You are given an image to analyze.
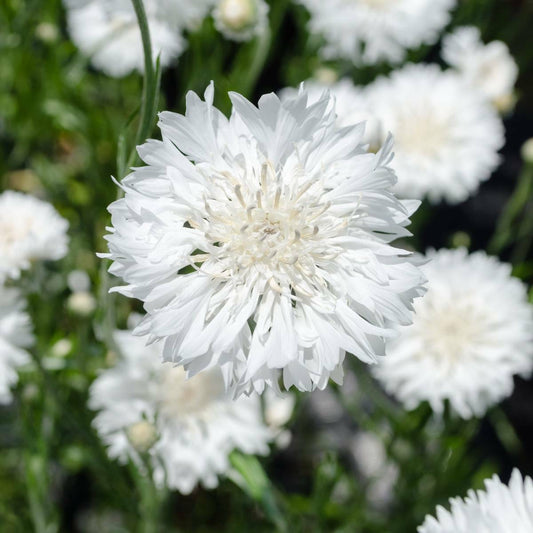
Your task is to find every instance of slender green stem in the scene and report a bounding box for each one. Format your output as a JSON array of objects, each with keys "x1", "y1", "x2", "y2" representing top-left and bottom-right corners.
[
  {"x1": 488, "y1": 165, "x2": 533, "y2": 254},
  {"x1": 229, "y1": 452, "x2": 288, "y2": 532},
  {"x1": 125, "y1": 0, "x2": 161, "y2": 174}
]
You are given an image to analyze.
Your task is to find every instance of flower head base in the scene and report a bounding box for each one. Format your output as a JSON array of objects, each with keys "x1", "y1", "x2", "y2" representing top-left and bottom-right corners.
[
  {"x1": 103, "y1": 84, "x2": 425, "y2": 396},
  {"x1": 0, "y1": 191, "x2": 69, "y2": 283},
  {"x1": 418, "y1": 469, "x2": 533, "y2": 533},
  {"x1": 90, "y1": 329, "x2": 271, "y2": 493},
  {"x1": 214, "y1": 0, "x2": 269, "y2": 42},
  {"x1": 374, "y1": 248, "x2": 533, "y2": 418}
]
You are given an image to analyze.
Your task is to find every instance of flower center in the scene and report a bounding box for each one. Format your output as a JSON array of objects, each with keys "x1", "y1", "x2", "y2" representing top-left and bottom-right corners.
[
  {"x1": 191, "y1": 161, "x2": 347, "y2": 297},
  {"x1": 394, "y1": 109, "x2": 452, "y2": 158},
  {"x1": 419, "y1": 300, "x2": 488, "y2": 365},
  {"x1": 156, "y1": 366, "x2": 224, "y2": 422},
  {"x1": 352, "y1": 0, "x2": 394, "y2": 10},
  {"x1": 0, "y1": 217, "x2": 32, "y2": 251}
]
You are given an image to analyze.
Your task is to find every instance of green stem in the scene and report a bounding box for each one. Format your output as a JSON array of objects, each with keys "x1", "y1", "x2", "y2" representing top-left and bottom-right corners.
[
  {"x1": 125, "y1": 0, "x2": 161, "y2": 174},
  {"x1": 488, "y1": 165, "x2": 533, "y2": 254},
  {"x1": 229, "y1": 452, "x2": 288, "y2": 532}
]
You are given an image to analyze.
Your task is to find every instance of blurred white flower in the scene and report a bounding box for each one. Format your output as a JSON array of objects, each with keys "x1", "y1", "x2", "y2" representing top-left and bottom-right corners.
[
  {"x1": 102, "y1": 83, "x2": 425, "y2": 395},
  {"x1": 351, "y1": 430, "x2": 398, "y2": 508},
  {"x1": 280, "y1": 79, "x2": 383, "y2": 151},
  {"x1": 298, "y1": 0, "x2": 456, "y2": 66},
  {"x1": 0, "y1": 190, "x2": 69, "y2": 283},
  {"x1": 67, "y1": 291, "x2": 97, "y2": 316},
  {"x1": 442, "y1": 26, "x2": 518, "y2": 112},
  {"x1": 51, "y1": 338, "x2": 73, "y2": 358},
  {"x1": 264, "y1": 389, "x2": 295, "y2": 448},
  {"x1": 521, "y1": 138, "x2": 533, "y2": 164},
  {"x1": 213, "y1": 0, "x2": 269, "y2": 42},
  {"x1": 64, "y1": 0, "x2": 187, "y2": 78},
  {"x1": 89, "y1": 328, "x2": 272, "y2": 494},
  {"x1": 67, "y1": 270, "x2": 92, "y2": 293},
  {"x1": 365, "y1": 64, "x2": 504, "y2": 203},
  {"x1": 418, "y1": 469, "x2": 533, "y2": 533},
  {"x1": 0, "y1": 286, "x2": 33, "y2": 404},
  {"x1": 374, "y1": 248, "x2": 533, "y2": 419}
]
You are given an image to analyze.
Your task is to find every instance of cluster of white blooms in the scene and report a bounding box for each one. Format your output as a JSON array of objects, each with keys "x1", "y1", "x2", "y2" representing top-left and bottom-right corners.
[
  {"x1": 374, "y1": 248, "x2": 533, "y2": 419},
  {"x1": 365, "y1": 64, "x2": 505, "y2": 204},
  {"x1": 64, "y1": 0, "x2": 269, "y2": 77},
  {"x1": 285, "y1": 64, "x2": 505, "y2": 204},
  {"x1": 0, "y1": 190, "x2": 69, "y2": 283},
  {"x1": 298, "y1": 0, "x2": 456, "y2": 66},
  {"x1": 89, "y1": 328, "x2": 272, "y2": 494},
  {"x1": 102, "y1": 83, "x2": 425, "y2": 396},
  {"x1": 442, "y1": 26, "x2": 518, "y2": 112},
  {"x1": 0, "y1": 286, "x2": 34, "y2": 404},
  {"x1": 419, "y1": 469, "x2": 533, "y2": 532},
  {"x1": 213, "y1": 0, "x2": 269, "y2": 42}
]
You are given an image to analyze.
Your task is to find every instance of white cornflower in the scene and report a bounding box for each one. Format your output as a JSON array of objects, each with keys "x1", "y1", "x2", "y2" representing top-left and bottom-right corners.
[
  {"x1": 418, "y1": 469, "x2": 533, "y2": 533},
  {"x1": 0, "y1": 190, "x2": 69, "y2": 283},
  {"x1": 213, "y1": 0, "x2": 269, "y2": 42},
  {"x1": 365, "y1": 64, "x2": 505, "y2": 203},
  {"x1": 64, "y1": 0, "x2": 186, "y2": 78},
  {"x1": 298, "y1": 0, "x2": 456, "y2": 66},
  {"x1": 102, "y1": 83, "x2": 425, "y2": 395},
  {"x1": 442, "y1": 26, "x2": 518, "y2": 112},
  {"x1": 280, "y1": 79, "x2": 383, "y2": 151},
  {"x1": 0, "y1": 286, "x2": 33, "y2": 404},
  {"x1": 89, "y1": 328, "x2": 271, "y2": 494},
  {"x1": 374, "y1": 248, "x2": 533, "y2": 419}
]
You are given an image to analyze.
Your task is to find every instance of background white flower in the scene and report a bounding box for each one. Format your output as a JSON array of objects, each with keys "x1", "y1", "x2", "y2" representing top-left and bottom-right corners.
[
  {"x1": 442, "y1": 26, "x2": 518, "y2": 111},
  {"x1": 64, "y1": 0, "x2": 187, "y2": 78},
  {"x1": 213, "y1": 0, "x2": 269, "y2": 42},
  {"x1": 365, "y1": 64, "x2": 505, "y2": 203},
  {"x1": 102, "y1": 84, "x2": 425, "y2": 395},
  {"x1": 89, "y1": 328, "x2": 271, "y2": 494},
  {"x1": 418, "y1": 469, "x2": 533, "y2": 533},
  {"x1": 0, "y1": 190, "x2": 69, "y2": 283},
  {"x1": 0, "y1": 286, "x2": 33, "y2": 404},
  {"x1": 298, "y1": 0, "x2": 456, "y2": 65},
  {"x1": 374, "y1": 248, "x2": 533, "y2": 419}
]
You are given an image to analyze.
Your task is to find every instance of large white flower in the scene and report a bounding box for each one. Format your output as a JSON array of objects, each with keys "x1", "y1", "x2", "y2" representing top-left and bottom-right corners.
[
  {"x1": 374, "y1": 248, "x2": 533, "y2": 419},
  {"x1": 298, "y1": 0, "x2": 456, "y2": 66},
  {"x1": 89, "y1": 328, "x2": 271, "y2": 494},
  {"x1": 419, "y1": 469, "x2": 533, "y2": 533},
  {"x1": 365, "y1": 64, "x2": 505, "y2": 203},
  {"x1": 442, "y1": 26, "x2": 518, "y2": 111},
  {"x1": 64, "y1": 0, "x2": 200, "y2": 78},
  {"x1": 0, "y1": 190, "x2": 69, "y2": 283},
  {"x1": 102, "y1": 84, "x2": 425, "y2": 395},
  {"x1": 0, "y1": 286, "x2": 33, "y2": 404}
]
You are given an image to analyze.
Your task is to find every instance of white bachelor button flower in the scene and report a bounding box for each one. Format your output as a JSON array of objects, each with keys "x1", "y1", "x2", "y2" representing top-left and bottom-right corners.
[
  {"x1": 64, "y1": 0, "x2": 186, "y2": 78},
  {"x1": 365, "y1": 64, "x2": 505, "y2": 204},
  {"x1": 213, "y1": 0, "x2": 269, "y2": 42},
  {"x1": 102, "y1": 83, "x2": 425, "y2": 396},
  {"x1": 0, "y1": 190, "x2": 69, "y2": 283},
  {"x1": 418, "y1": 469, "x2": 533, "y2": 533},
  {"x1": 0, "y1": 286, "x2": 34, "y2": 404},
  {"x1": 89, "y1": 328, "x2": 271, "y2": 494},
  {"x1": 297, "y1": 0, "x2": 456, "y2": 66},
  {"x1": 374, "y1": 248, "x2": 533, "y2": 419},
  {"x1": 442, "y1": 26, "x2": 518, "y2": 112},
  {"x1": 280, "y1": 79, "x2": 384, "y2": 151}
]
